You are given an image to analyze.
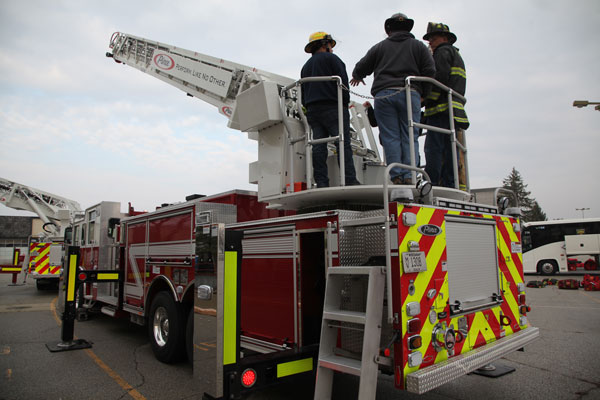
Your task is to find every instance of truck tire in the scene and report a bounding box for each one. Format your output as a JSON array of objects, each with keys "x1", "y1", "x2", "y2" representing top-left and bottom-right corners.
[
  {"x1": 148, "y1": 292, "x2": 185, "y2": 363},
  {"x1": 538, "y1": 260, "x2": 557, "y2": 275},
  {"x1": 186, "y1": 308, "x2": 193, "y2": 363}
]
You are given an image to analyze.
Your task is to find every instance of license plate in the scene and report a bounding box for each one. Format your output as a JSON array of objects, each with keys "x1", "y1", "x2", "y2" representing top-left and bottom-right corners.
[{"x1": 402, "y1": 251, "x2": 427, "y2": 273}]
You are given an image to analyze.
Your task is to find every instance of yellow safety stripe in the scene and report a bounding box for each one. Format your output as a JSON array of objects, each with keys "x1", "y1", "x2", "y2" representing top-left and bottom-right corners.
[
  {"x1": 13, "y1": 250, "x2": 20, "y2": 265},
  {"x1": 468, "y1": 311, "x2": 497, "y2": 347},
  {"x1": 277, "y1": 357, "x2": 313, "y2": 378},
  {"x1": 2, "y1": 267, "x2": 21, "y2": 272},
  {"x1": 450, "y1": 67, "x2": 466, "y2": 79},
  {"x1": 426, "y1": 91, "x2": 441, "y2": 101},
  {"x1": 97, "y1": 273, "x2": 119, "y2": 280},
  {"x1": 223, "y1": 251, "x2": 237, "y2": 365},
  {"x1": 67, "y1": 254, "x2": 77, "y2": 302},
  {"x1": 424, "y1": 101, "x2": 466, "y2": 117}
]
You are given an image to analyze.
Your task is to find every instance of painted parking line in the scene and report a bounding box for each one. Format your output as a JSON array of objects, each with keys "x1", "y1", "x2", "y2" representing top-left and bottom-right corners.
[
  {"x1": 50, "y1": 297, "x2": 146, "y2": 400},
  {"x1": 581, "y1": 290, "x2": 600, "y2": 304}
]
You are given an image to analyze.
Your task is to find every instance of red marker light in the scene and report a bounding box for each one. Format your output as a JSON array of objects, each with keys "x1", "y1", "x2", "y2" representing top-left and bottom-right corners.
[
  {"x1": 520, "y1": 305, "x2": 531, "y2": 315},
  {"x1": 78, "y1": 272, "x2": 87, "y2": 281},
  {"x1": 384, "y1": 348, "x2": 391, "y2": 357},
  {"x1": 241, "y1": 368, "x2": 257, "y2": 388},
  {"x1": 518, "y1": 294, "x2": 526, "y2": 305},
  {"x1": 407, "y1": 318, "x2": 422, "y2": 334}
]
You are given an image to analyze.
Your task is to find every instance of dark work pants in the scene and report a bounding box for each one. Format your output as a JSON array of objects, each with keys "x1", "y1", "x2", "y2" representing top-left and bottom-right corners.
[
  {"x1": 306, "y1": 104, "x2": 357, "y2": 187},
  {"x1": 424, "y1": 112, "x2": 455, "y2": 188}
]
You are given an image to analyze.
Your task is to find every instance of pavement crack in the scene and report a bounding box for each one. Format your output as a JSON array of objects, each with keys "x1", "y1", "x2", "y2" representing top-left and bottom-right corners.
[
  {"x1": 576, "y1": 386, "x2": 600, "y2": 399},
  {"x1": 510, "y1": 358, "x2": 600, "y2": 396},
  {"x1": 132, "y1": 343, "x2": 147, "y2": 390}
]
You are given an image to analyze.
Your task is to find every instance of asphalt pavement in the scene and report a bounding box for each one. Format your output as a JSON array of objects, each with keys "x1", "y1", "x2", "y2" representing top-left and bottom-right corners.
[{"x1": 1, "y1": 273, "x2": 599, "y2": 400}]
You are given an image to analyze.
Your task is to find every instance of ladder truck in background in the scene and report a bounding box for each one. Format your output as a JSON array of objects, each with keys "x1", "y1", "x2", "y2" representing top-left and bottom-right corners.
[
  {"x1": 0, "y1": 177, "x2": 82, "y2": 289},
  {"x1": 91, "y1": 32, "x2": 540, "y2": 399}
]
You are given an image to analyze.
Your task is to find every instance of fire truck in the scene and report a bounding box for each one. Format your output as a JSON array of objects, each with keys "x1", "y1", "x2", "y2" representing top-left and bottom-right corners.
[
  {"x1": 0, "y1": 177, "x2": 82, "y2": 289},
  {"x1": 74, "y1": 32, "x2": 542, "y2": 399}
]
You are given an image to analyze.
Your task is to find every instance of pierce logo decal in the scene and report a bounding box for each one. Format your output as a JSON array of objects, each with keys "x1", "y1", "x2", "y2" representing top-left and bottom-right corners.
[
  {"x1": 153, "y1": 53, "x2": 175, "y2": 70},
  {"x1": 418, "y1": 224, "x2": 442, "y2": 236}
]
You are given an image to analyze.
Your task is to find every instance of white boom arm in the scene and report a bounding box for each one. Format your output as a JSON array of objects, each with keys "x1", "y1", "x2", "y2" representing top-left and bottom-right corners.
[
  {"x1": 107, "y1": 32, "x2": 295, "y2": 130},
  {"x1": 107, "y1": 32, "x2": 383, "y2": 205},
  {"x1": 0, "y1": 177, "x2": 82, "y2": 237}
]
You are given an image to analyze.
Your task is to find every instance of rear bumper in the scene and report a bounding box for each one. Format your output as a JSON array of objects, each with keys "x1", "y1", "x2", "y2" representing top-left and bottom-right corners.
[
  {"x1": 406, "y1": 326, "x2": 540, "y2": 394},
  {"x1": 31, "y1": 273, "x2": 60, "y2": 280}
]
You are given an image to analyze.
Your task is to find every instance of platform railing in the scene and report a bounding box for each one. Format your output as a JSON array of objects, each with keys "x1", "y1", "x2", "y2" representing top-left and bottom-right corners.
[
  {"x1": 405, "y1": 76, "x2": 469, "y2": 191},
  {"x1": 281, "y1": 76, "x2": 346, "y2": 191}
]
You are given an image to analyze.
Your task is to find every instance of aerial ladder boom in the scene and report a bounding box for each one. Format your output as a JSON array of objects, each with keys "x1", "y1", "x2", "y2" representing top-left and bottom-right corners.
[
  {"x1": 107, "y1": 32, "x2": 295, "y2": 130},
  {"x1": 0, "y1": 177, "x2": 82, "y2": 237},
  {"x1": 106, "y1": 32, "x2": 383, "y2": 205}
]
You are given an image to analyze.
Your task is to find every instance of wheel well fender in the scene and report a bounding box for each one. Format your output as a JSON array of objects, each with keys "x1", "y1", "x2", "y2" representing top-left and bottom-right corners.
[
  {"x1": 181, "y1": 282, "x2": 195, "y2": 314},
  {"x1": 145, "y1": 276, "x2": 178, "y2": 314}
]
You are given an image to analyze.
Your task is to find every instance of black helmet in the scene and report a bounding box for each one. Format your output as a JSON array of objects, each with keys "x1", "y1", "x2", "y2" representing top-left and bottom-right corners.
[
  {"x1": 384, "y1": 13, "x2": 414, "y2": 34},
  {"x1": 423, "y1": 22, "x2": 457, "y2": 44}
]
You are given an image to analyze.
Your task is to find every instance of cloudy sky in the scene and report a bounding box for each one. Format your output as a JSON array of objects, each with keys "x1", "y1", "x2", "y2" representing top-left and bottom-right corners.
[{"x1": 1, "y1": 0, "x2": 599, "y2": 220}]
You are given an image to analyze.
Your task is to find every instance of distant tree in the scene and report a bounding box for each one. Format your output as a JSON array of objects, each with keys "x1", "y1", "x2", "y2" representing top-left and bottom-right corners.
[
  {"x1": 502, "y1": 167, "x2": 547, "y2": 222},
  {"x1": 528, "y1": 200, "x2": 547, "y2": 222}
]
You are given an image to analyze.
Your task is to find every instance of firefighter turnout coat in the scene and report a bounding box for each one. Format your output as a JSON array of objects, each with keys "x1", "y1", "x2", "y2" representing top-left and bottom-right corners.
[{"x1": 424, "y1": 42, "x2": 469, "y2": 129}]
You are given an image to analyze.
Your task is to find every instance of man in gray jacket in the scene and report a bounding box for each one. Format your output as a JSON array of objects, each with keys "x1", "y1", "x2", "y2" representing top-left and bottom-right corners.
[{"x1": 351, "y1": 13, "x2": 435, "y2": 184}]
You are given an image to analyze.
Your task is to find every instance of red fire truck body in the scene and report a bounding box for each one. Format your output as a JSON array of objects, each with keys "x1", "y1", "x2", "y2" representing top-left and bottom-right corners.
[
  {"x1": 73, "y1": 187, "x2": 537, "y2": 398},
  {"x1": 91, "y1": 32, "x2": 539, "y2": 399},
  {"x1": 76, "y1": 190, "x2": 289, "y2": 316}
]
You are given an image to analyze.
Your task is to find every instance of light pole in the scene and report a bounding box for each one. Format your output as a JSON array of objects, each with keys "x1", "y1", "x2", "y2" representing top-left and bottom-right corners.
[
  {"x1": 576, "y1": 207, "x2": 590, "y2": 218},
  {"x1": 573, "y1": 100, "x2": 600, "y2": 111}
]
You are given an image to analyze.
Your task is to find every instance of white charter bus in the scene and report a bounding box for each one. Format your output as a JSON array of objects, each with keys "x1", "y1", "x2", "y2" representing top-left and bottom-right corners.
[{"x1": 522, "y1": 218, "x2": 600, "y2": 275}]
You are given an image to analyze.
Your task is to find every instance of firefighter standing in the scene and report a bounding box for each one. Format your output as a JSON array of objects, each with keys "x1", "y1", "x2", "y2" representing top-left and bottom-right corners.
[
  {"x1": 301, "y1": 32, "x2": 360, "y2": 188},
  {"x1": 351, "y1": 13, "x2": 435, "y2": 185},
  {"x1": 423, "y1": 22, "x2": 470, "y2": 189}
]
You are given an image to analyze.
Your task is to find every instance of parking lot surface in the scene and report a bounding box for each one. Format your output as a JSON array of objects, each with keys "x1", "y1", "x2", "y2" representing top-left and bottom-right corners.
[{"x1": 1, "y1": 273, "x2": 599, "y2": 399}]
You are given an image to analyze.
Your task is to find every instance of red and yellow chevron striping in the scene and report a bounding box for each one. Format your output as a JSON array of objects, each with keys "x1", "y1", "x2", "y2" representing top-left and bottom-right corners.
[
  {"x1": 395, "y1": 205, "x2": 529, "y2": 389},
  {"x1": 28, "y1": 243, "x2": 61, "y2": 276}
]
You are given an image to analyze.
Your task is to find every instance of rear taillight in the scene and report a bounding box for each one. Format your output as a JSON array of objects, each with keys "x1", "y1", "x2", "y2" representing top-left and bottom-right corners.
[{"x1": 241, "y1": 368, "x2": 257, "y2": 388}]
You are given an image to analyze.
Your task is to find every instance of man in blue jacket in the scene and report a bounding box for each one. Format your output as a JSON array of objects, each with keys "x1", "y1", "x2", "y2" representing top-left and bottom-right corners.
[
  {"x1": 301, "y1": 32, "x2": 360, "y2": 188},
  {"x1": 351, "y1": 13, "x2": 436, "y2": 185}
]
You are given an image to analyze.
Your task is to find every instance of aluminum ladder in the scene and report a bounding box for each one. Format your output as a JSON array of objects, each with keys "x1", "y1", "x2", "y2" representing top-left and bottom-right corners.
[{"x1": 314, "y1": 265, "x2": 386, "y2": 400}]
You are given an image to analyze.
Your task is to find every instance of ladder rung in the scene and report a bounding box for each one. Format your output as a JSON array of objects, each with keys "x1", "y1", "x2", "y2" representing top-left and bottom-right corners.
[
  {"x1": 318, "y1": 354, "x2": 362, "y2": 376},
  {"x1": 323, "y1": 309, "x2": 366, "y2": 325}
]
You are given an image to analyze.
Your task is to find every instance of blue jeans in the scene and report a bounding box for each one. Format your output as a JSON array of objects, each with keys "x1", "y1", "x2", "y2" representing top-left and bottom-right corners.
[
  {"x1": 306, "y1": 104, "x2": 358, "y2": 187},
  {"x1": 374, "y1": 89, "x2": 421, "y2": 181},
  {"x1": 424, "y1": 112, "x2": 455, "y2": 188}
]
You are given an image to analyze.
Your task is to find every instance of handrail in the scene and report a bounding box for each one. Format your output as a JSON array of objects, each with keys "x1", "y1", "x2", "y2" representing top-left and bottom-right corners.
[
  {"x1": 405, "y1": 76, "x2": 469, "y2": 192},
  {"x1": 281, "y1": 76, "x2": 346, "y2": 190}
]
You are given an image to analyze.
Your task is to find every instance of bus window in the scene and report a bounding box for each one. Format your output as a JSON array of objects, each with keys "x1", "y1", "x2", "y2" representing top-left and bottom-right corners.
[{"x1": 522, "y1": 230, "x2": 532, "y2": 252}]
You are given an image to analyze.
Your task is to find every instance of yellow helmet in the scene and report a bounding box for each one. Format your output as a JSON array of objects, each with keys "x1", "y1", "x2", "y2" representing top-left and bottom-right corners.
[{"x1": 304, "y1": 31, "x2": 336, "y2": 53}]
